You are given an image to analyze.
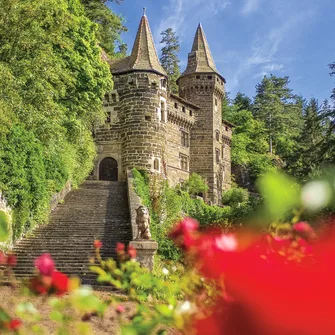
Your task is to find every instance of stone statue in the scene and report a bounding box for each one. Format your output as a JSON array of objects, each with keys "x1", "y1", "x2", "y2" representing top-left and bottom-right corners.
[{"x1": 136, "y1": 205, "x2": 151, "y2": 240}]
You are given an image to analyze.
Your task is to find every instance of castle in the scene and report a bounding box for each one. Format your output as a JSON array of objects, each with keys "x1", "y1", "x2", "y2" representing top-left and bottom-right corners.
[{"x1": 92, "y1": 12, "x2": 233, "y2": 205}]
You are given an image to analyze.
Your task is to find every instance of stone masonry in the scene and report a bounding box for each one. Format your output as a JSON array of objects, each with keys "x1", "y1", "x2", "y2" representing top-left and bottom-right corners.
[{"x1": 93, "y1": 13, "x2": 233, "y2": 205}]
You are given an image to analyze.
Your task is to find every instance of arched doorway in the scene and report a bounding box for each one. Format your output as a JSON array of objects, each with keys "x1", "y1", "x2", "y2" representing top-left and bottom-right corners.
[{"x1": 99, "y1": 157, "x2": 118, "y2": 181}]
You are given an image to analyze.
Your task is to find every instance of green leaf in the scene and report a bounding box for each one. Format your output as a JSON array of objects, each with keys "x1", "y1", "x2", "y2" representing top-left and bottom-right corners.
[
  {"x1": 50, "y1": 311, "x2": 64, "y2": 322},
  {"x1": 257, "y1": 172, "x2": 300, "y2": 219}
]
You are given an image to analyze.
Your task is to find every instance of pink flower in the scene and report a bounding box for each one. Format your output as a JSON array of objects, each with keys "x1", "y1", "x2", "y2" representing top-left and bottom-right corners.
[
  {"x1": 293, "y1": 222, "x2": 312, "y2": 233},
  {"x1": 94, "y1": 240, "x2": 103, "y2": 249},
  {"x1": 34, "y1": 254, "x2": 55, "y2": 276},
  {"x1": 116, "y1": 305, "x2": 125, "y2": 314},
  {"x1": 0, "y1": 251, "x2": 7, "y2": 265},
  {"x1": 128, "y1": 245, "x2": 136, "y2": 259}
]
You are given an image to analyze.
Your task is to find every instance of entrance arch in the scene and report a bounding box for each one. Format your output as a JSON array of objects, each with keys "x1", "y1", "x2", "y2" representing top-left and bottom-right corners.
[{"x1": 99, "y1": 157, "x2": 118, "y2": 181}]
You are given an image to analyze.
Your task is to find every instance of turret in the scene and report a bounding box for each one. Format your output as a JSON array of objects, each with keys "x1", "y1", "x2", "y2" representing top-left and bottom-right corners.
[
  {"x1": 177, "y1": 24, "x2": 230, "y2": 204},
  {"x1": 106, "y1": 12, "x2": 168, "y2": 177}
]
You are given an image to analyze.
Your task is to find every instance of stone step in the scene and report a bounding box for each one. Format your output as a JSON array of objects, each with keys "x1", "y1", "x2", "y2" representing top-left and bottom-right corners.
[{"x1": 8, "y1": 180, "x2": 132, "y2": 285}]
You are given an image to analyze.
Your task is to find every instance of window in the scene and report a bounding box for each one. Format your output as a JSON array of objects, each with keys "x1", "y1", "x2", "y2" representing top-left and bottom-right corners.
[
  {"x1": 182, "y1": 106, "x2": 186, "y2": 113},
  {"x1": 215, "y1": 130, "x2": 220, "y2": 141},
  {"x1": 196, "y1": 75, "x2": 200, "y2": 79},
  {"x1": 181, "y1": 130, "x2": 189, "y2": 147},
  {"x1": 145, "y1": 115, "x2": 151, "y2": 121},
  {"x1": 154, "y1": 158, "x2": 159, "y2": 171},
  {"x1": 160, "y1": 78, "x2": 167, "y2": 89},
  {"x1": 104, "y1": 94, "x2": 110, "y2": 103},
  {"x1": 189, "y1": 110, "x2": 193, "y2": 116},
  {"x1": 111, "y1": 93, "x2": 116, "y2": 102},
  {"x1": 180, "y1": 154, "x2": 189, "y2": 171},
  {"x1": 222, "y1": 144, "x2": 224, "y2": 159},
  {"x1": 174, "y1": 102, "x2": 178, "y2": 109},
  {"x1": 215, "y1": 98, "x2": 218, "y2": 106},
  {"x1": 225, "y1": 126, "x2": 229, "y2": 132},
  {"x1": 161, "y1": 100, "x2": 166, "y2": 122},
  {"x1": 208, "y1": 75, "x2": 213, "y2": 80},
  {"x1": 216, "y1": 149, "x2": 220, "y2": 164}
]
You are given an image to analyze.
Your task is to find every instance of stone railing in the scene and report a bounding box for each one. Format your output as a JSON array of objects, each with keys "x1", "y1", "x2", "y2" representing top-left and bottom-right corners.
[{"x1": 126, "y1": 169, "x2": 158, "y2": 270}]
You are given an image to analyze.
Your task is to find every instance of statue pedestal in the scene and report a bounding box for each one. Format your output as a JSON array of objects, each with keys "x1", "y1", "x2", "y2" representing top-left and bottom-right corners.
[{"x1": 129, "y1": 240, "x2": 158, "y2": 271}]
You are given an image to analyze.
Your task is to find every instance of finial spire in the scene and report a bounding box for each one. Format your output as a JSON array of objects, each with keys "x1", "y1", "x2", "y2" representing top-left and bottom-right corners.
[{"x1": 143, "y1": 7, "x2": 146, "y2": 16}]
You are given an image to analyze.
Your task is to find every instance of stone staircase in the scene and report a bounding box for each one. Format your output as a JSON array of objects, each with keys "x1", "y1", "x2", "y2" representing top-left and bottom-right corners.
[{"x1": 10, "y1": 181, "x2": 133, "y2": 286}]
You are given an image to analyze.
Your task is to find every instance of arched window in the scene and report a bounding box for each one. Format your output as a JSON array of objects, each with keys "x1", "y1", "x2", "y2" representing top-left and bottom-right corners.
[
  {"x1": 154, "y1": 158, "x2": 159, "y2": 171},
  {"x1": 161, "y1": 100, "x2": 165, "y2": 122}
]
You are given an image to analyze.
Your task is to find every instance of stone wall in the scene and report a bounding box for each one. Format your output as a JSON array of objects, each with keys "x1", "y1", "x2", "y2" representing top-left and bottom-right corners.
[{"x1": 165, "y1": 95, "x2": 196, "y2": 186}]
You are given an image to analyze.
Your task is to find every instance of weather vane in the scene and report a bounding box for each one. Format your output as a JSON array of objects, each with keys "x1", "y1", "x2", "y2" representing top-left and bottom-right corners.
[{"x1": 143, "y1": 7, "x2": 146, "y2": 16}]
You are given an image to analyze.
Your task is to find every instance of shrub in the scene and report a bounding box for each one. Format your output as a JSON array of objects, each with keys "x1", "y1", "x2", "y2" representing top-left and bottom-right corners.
[
  {"x1": 181, "y1": 173, "x2": 209, "y2": 196},
  {"x1": 222, "y1": 187, "x2": 249, "y2": 207}
]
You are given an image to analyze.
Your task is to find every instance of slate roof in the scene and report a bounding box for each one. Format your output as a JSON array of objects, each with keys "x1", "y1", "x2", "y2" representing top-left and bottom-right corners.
[
  {"x1": 109, "y1": 14, "x2": 167, "y2": 77},
  {"x1": 181, "y1": 23, "x2": 225, "y2": 82}
]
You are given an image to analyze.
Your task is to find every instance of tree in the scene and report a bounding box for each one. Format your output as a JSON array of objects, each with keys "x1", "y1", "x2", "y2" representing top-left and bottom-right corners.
[
  {"x1": 223, "y1": 94, "x2": 277, "y2": 189},
  {"x1": 253, "y1": 75, "x2": 303, "y2": 159},
  {"x1": 329, "y1": 62, "x2": 335, "y2": 103},
  {"x1": 160, "y1": 28, "x2": 181, "y2": 94},
  {"x1": 0, "y1": 0, "x2": 112, "y2": 239},
  {"x1": 81, "y1": 0, "x2": 127, "y2": 57}
]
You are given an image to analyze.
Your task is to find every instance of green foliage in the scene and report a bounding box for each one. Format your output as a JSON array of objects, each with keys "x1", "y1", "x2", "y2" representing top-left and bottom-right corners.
[
  {"x1": 253, "y1": 75, "x2": 303, "y2": 158},
  {"x1": 222, "y1": 187, "x2": 249, "y2": 207},
  {"x1": 223, "y1": 94, "x2": 277, "y2": 187},
  {"x1": 0, "y1": 0, "x2": 113, "y2": 240},
  {"x1": 181, "y1": 173, "x2": 209, "y2": 196},
  {"x1": 257, "y1": 172, "x2": 300, "y2": 221},
  {"x1": 81, "y1": 0, "x2": 127, "y2": 57},
  {"x1": 132, "y1": 169, "x2": 232, "y2": 260},
  {"x1": 160, "y1": 28, "x2": 181, "y2": 94},
  {"x1": 0, "y1": 211, "x2": 9, "y2": 242}
]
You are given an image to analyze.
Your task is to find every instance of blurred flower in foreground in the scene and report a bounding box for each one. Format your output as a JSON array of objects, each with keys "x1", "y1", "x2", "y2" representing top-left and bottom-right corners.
[
  {"x1": 170, "y1": 217, "x2": 335, "y2": 335},
  {"x1": 301, "y1": 181, "x2": 332, "y2": 211},
  {"x1": 29, "y1": 254, "x2": 73, "y2": 296},
  {"x1": 93, "y1": 240, "x2": 103, "y2": 249}
]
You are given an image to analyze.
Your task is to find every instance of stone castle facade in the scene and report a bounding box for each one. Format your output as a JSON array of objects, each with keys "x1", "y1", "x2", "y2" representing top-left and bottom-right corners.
[{"x1": 92, "y1": 13, "x2": 233, "y2": 205}]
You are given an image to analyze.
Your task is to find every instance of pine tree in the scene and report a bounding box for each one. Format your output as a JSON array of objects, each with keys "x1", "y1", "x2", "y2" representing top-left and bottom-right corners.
[
  {"x1": 253, "y1": 75, "x2": 303, "y2": 159},
  {"x1": 329, "y1": 62, "x2": 335, "y2": 102},
  {"x1": 159, "y1": 28, "x2": 181, "y2": 94},
  {"x1": 81, "y1": 0, "x2": 127, "y2": 57}
]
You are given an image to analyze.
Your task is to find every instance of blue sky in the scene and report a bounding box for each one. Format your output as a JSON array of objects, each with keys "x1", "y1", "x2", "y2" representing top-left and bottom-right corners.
[{"x1": 109, "y1": 0, "x2": 335, "y2": 102}]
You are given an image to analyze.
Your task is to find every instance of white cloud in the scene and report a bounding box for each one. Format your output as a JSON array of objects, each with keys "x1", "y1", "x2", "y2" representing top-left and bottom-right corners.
[
  {"x1": 241, "y1": 0, "x2": 262, "y2": 15},
  {"x1": 230, "y1": 7, "x2": 315, "y2": 90},
  {"x1": 155, "y1": 0, "x2": 231, "y2": 42},
  {"x1": 263, "y1": 63, "x2": 284, "y2": 72}
]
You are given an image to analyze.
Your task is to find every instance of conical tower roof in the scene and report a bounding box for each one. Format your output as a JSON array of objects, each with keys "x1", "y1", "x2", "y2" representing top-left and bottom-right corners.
[
  {"x1": 109, "y1": 13, "x2": 167, "y2": 76},
  {"x1": 181, "y1": 23, "x2": 225, "y2": 81}
]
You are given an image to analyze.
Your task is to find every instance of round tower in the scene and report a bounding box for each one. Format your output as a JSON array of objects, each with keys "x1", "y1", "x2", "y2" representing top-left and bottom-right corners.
[{"x1": 109, "y1": 13, "x2": 168, "y2": 176}]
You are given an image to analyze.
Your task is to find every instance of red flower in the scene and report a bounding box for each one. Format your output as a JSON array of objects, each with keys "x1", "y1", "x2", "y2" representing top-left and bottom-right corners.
[
  {"x1": 128, "y1": 245, "x2": 136, "y2": 259},
  {"x1": 0, "y1": 251, "x2": 7, "y2": 264},
  {"x1": 29, "y1": 275, "x2": 52, "y2": 295},
  {"x1": 3, "y1": 319, "x2": 22, "y2": 331},
  {"x1": 116, "y1": 242, "x2": 125, "y2": 252},
  {"x1": 94, "y1": 240, "x2": 103, "y2": 249},
  {"x1": 116, "y1": 305, "x2": 125, "y2": 314},
  {"x1": 6, "y1": 254, "x2": 17, "y2": 266},
  {"x1": 34, "y1": 253, "x2": 55, "y2": 276},
  {"x1": 169, "y1": 217, "x2": 199, "y2": 250},
  {"x1": 51, "y1": 271, "x2": 69, "y2": 295}
]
